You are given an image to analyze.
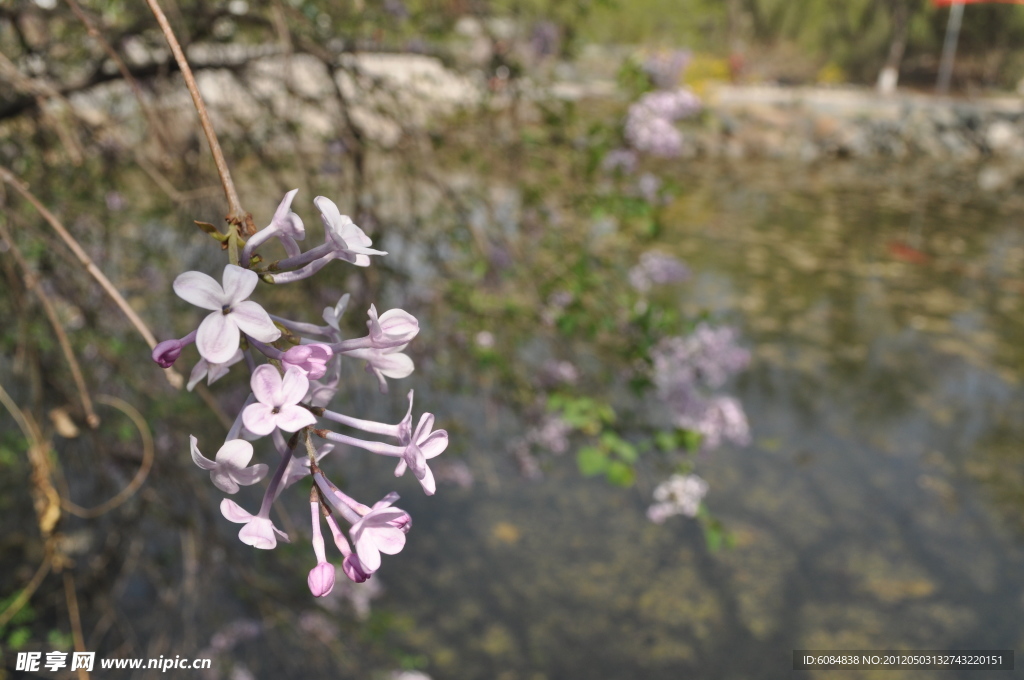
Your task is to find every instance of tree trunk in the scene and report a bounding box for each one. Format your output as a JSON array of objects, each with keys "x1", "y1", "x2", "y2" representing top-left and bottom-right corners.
[{"x1": 876, "y1": 0, "x2": 909, "y2": 94}]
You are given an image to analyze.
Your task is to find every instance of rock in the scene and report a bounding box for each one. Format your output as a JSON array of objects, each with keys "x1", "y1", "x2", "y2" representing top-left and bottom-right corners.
[{"x1": 985, "y1": 120, "x2": 1023, "y2": 155}]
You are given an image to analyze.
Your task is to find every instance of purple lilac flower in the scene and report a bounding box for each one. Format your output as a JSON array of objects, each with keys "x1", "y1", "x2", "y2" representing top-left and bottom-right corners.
[
  {"x1": 526, "y1": 415, "x2": 572, "y2": 454},
  {"x1": 189, "y1": 435, "x2": 268, "y2": 494},
  {"x1": 242, "y1": 365, "x2": 318, "y2": 435},
  {"x1": 651, "y1": 324, "x2": 751, "y2": 451},
  {"x1": 153, "y1": 190, "x2": 441, "y2": 593},
  {"x1": 624, "y1": 89, "x2": 702, "y2": 157},
  {"x1": 187, "y1": 348, "x2": 243, "y2": 391},
  {"x1": 220, "y1": 498, "x2": 290, "y2": 549},
  {"x1": 173, "y1": 264, "x2": 281, "y2": 364},
  {"x1": 628, "y1": 251, "x2": 690, "y2": 292},
  {"x1": 642, "y1": 49, "x2": 692, "y2": 90}
]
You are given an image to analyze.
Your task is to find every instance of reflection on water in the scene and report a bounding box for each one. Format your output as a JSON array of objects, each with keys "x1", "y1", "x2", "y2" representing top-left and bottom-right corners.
[{"x1": 368, "y1": 163, "x2": 1024, "y2": 680}]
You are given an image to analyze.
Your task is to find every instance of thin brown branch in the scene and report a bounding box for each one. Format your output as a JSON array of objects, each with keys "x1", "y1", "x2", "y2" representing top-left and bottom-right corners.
[
  {"x1": 0, "y1": 219, "x2": 100, "y2": 427},
  {"x1": 64, "y1": 0, "x2": 174, "y2": 154},
  {"x1": 0, "y1": 164, "x2": 184, "y2": 388},
  {"x1": 59, "y1": 395, "x2": 154, "y2": 519},
  {"x1": 63, "y1": 571, "x2": 90, "y2": 680},
  {"x1": 0, "y1": 548, "x2": 53, "y2": 630},
  {"x1": 144, "y1": 0, "x2": 251, "y2": 231}
]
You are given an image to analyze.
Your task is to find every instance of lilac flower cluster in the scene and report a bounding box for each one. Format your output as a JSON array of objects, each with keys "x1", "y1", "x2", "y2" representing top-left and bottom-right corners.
[
  {"x1": 646, "y1": 473, "x2": 708, "y2": 523},
  {"x1": 642, "y1": 49, "x2": 692, "y2": 90},
  {"x1": 624, "y1": 89, "x2": 702, "y2": 157},
  {"x1": 628, "y1": 251, "x2": 691, "y2": 293},
  {"x1": 153, "y1": 191, "x2": 447, "y2": 597},
  {"x1": 651, "y1": 324, "x2": 751, "y2": 450}
]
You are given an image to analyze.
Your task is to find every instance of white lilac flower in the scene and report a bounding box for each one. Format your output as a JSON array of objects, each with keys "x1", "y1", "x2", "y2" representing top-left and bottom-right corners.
[
  {"x1": 187, "y1": 349, "x2": 244, "y2": 391},
  {"x1": 322, "y1": 294, "x2": 351, "y2": 335},
  {"x1": 318, "y1": 391, "x2": 448, "y2": 496},
  {"x1": 241, "y1": 189, "x2": 305, "y2": 263},
  {"x1": 646, "y1": 473, "x2": 709, "y2": 523},
  {"x1": 173, "y1": 264, "x2": 281, "y2": 364},
  {"x1": 342, "y1": 344, "x2": 414, "y2": 393},
  {"x1": 679, "y1": 396, "x2": 750, "y2": 450},
  {"x1": 189, "y1": 435, "x2": 268, "y2": 494},
  {"x1": 220, "y1": 498, "x2": 290, "y2": 549},
  {"x1": 366, "y1": 305, "x2": 419, "y2": 348},
  {"x1": 349, "y1": 497, "x2": 410, "y2": 572},
  {"x1": 242, "y1": 365, "x2": 318, "y2": 436},
  {"x1": 314, "y1": 196, "x2": 387, "y2": 267}
]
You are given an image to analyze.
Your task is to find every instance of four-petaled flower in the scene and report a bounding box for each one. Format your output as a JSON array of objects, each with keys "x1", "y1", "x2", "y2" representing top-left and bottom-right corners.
[
  {"x1": 367, "y1": 305, "x2": 419, "y2": 348},
  {"x1": 187, "y1": 349, "x2": 244, "y2": 391},
  {"x1": 190, "y1": 435, "x2": 268, "y2": 494},
  {"x1": 314, "y1": 196, "x2": 387, "y2": 267},
  {"x1": 174, "y1": 264, "x2": 281, "y2": 364},
  {"x1": 396, "y1": 412, "x2": 449, "y2": 495},
  {"x1": 350, "y1": 495, "x2": 411, "y2": 572},
  {"x1": 242, "y1": 365, "x2": 318, "y2": 436},
  {"x1": 220, "y1": 499, "x2": 290, "y2": 550}
]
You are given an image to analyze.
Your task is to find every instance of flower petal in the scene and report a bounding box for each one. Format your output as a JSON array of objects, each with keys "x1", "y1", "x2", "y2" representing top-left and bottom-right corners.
[
  {"x1": 279, "y1": 367, "x2": 310, "y2": 405},
  {"x1": 372, "y1": 526, "x2": 406, "y2": 555},
  {"x1": 215, "y1": 439, "x2": 255, "y2": 468},
  {"x1": 221, "y1": 264, "x2": 259, "y2": 304},
  {"x1": 187, "y1": 360, "x2": 209, "y2": 392},
  {"x1": 413, "y1": 413, "x2": 435, "y2": 442},
  {"x1": 220, "y1": 498, "x2": 254, "y2": 523},
  {"x1": 231, "y1": 301, "x2": 281, "y2": 343},
  {"x1": 354, "y1": 536, "x2": 382, "y2": 572},
  {"x1": 274, "y1": 404, "x2": 317, "y2": 432},
  {"x1": 173, "y1": 271, "x2": 225, "y2": 310},
  {"x1": 377, "y1": 352, "x2": 414, "y2": 379},
  {"x1": 415, "y1": 463, "x2": 436, "y2": 496},
  {"x1": 189, "y1": 435, "x2": 218, "y2": 470},
  {"x1": 196, "y1": 312, "x2": 240, "y2": 365},
  {"x1": 239, "y1": 517, "x2": 278, "y2": 549},
  {"x1": 210, "y1": 469, "x2": 240, "y2": 494},
  {"x1": 242, "y1": 402, "x2": 278, "y2": 437},
  {"x1": 228, "y1": 463, "x2": 267, "y2": 488},
  {"x1": 419, "y1": 430, "x2": 449, "y2": 459},
  {"x1": 250, "y1": 364, "x2": 283, "y2": 405}
]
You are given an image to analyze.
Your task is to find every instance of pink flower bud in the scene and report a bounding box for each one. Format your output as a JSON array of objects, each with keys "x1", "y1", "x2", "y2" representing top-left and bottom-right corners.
[
  {"x1": 307, "y1": 561, "x2": 336, "y2": 597},
  {"x1": 342, "y1": 554, "x2": 372, "y2": 583},
  {"x1": 283, "y1": 344, "x2": 333, "y2": 380},
  {"x1": 152, "y1": 339, "x2": 184, "y2": 368}
]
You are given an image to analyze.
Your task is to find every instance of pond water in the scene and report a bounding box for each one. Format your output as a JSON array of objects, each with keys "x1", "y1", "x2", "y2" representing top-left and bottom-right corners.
[
  {"x1": 6, "y1": 151, "x2": 1024, "y2": 680},
  {"x1": 358, "y1": 162, "x2": 1024, "y2": 680}
]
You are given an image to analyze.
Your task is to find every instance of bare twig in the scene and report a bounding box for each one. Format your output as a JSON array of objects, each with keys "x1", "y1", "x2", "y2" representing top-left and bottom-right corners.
[
  {"x1": 60, "y1": 395, "x2": 154, "y2": 519},
  {"x1": 0, "y1": 383, "x2": 62, "y2": 537},
  {"x1": 0, "y1": 164, "x2": 184, "y2": 388},
  {"x1": 144, "y1": 0, "x2": 252, "y2": 232},
  {"x1": 0, "y1": 548, "x2": 53, "y2": 630},
  {"x1": 63, "y1": 571, "x2": 90, "y2": 680},
  {"x1": 0, "y1": 219, "x2": 100, "y2": 427},
  {"x1": 64, "y1": 0, "x2": 174, "y2": 154}
]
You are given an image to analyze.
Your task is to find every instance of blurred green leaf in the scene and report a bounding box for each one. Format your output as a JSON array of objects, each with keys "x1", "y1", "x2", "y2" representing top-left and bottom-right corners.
[{"x1": 577, "y1": 446, "x2": 609, "y2": 476}]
